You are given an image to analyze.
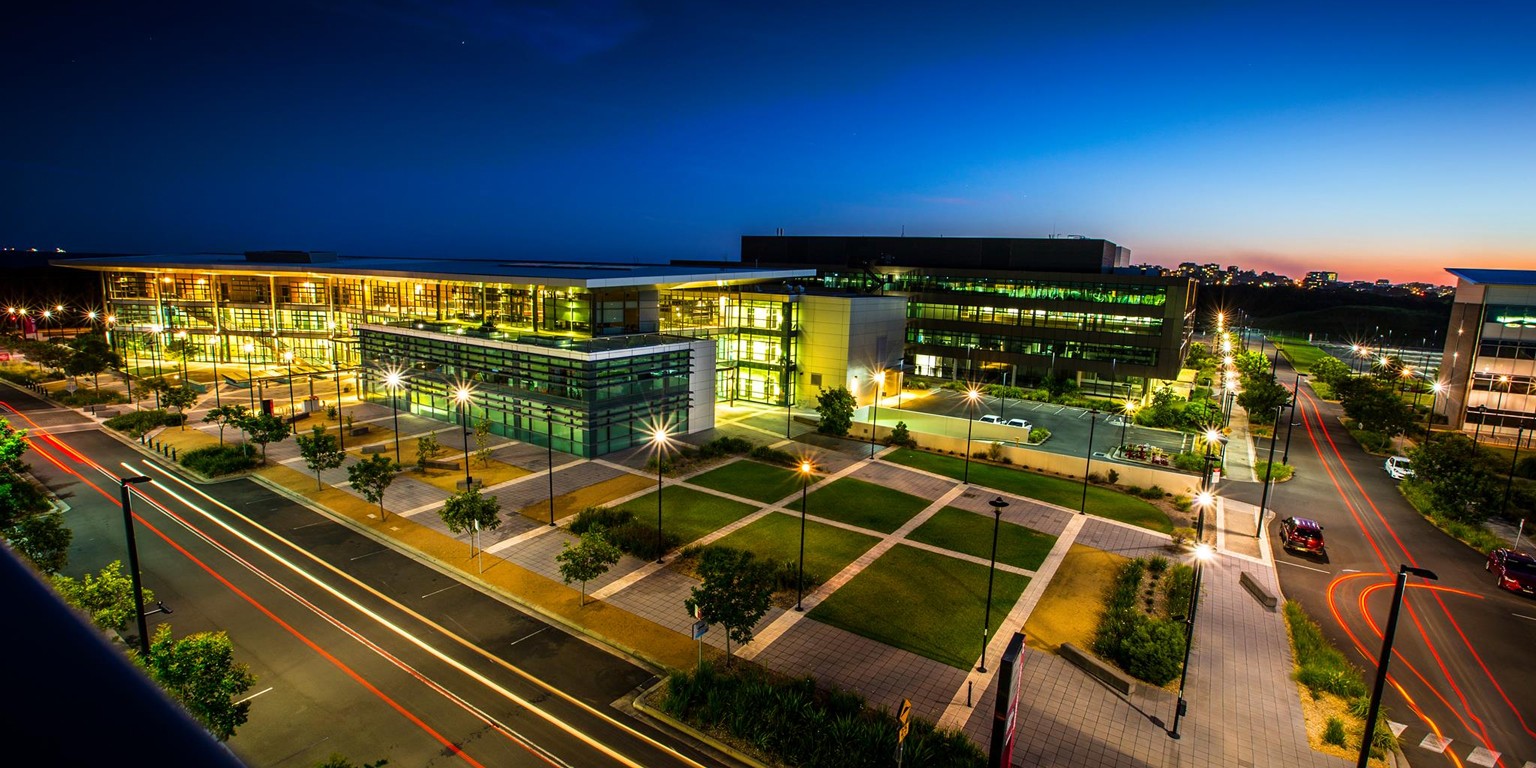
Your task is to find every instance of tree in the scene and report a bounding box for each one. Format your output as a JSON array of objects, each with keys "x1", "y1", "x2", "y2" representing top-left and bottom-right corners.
[
  {"x1": 203, "y1": 404, "x2": 249, "y2": 447},
  {"x1": 52, "y1": 560, "x2": 150, "y2": 631},
  {"x1": 65, "y1": 333, "x2": 119, "y2": 396},
  {"x1": 1237, "y1": 378, "x2": 1290, "y2": 424},
  {"x1": 1411, "y1": 434, "x2": 1501, "y2": 523},
  {"x1": 296, "y1": 425, "x2": 345, "y2": 490},
  {"x1": 1234, "y1": 350, "x2": 1273, "y2": 383},
  {"x1": 414, "y1": 433, "x2": 442, "y2": 473},
  {"x1": 1309, "y1": 356, "x2": 1353, "y2": 388},
  {"x1": 29, "y1": 342, "x2": 73, "y2": 372},
  {"x1": 0, "y1": 417, "x2": 27, "y2": 476},
  {"x1": 346, "y1": 454, "x2": 400, "y2": 520},
  {"x1": 159, "y1": 384, "x2": 198, "y2": 430},
  {"x1": 438, "y1": 487, "x2": 502, "y2": 556},
  {"x1": 240, "y1": 412, "x2": 291, "y2": 463},
  {"x1": 814, "y1": 387, "x2": 856, "y2": 437},
  {"x1": 136, "y1": 624, "x2": 256, "y2": 742},
  {"x1": 473, "y1": 418, "x2": 494, "y2": 468},
  {"x1": 1338, "y1": 379, "x2": 1416, "y2": 437},
  {"x1": 683, "y1": 546, "x2": 774, "y2": 664},
  {"x1": 883, "y1": 420, "x2": 916, "y2": 448},
  {"x1": 556, "y1": 525, "x2": 622, "y2": 605},
  {"x1": 6, "y1": 512, "x2": 72, "y2": 573}
]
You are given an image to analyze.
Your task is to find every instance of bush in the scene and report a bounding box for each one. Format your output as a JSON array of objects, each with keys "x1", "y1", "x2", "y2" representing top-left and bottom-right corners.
[
  {"x1": 569, "y1": 506, "x2": 634, "y2": 535},
  {"x1": 1283, "y1": 601, "x2": 1368, "y2": 699},
  {"x1": 180, "y1": 445, "x2": 258, "y2": 477},
  {"x1": 1105, "y1": 468, "x2": 1119, "y2": 485},
  {"x1": 1169, "y1": 527, "x2": 1196, "y2": 550},
  {"x1": 1028, "y1": 427, "x2": 1050, "y2": 443},
  {"x1": 1091, "y1": 558, "x2": 1188, "y2": 685},
  {"x1": 1172, "y1": 452, "x2": 1206, "y2": 473},
  {"x1": 607, "y1": 521, "x2": 680, "y2": 561},
  {"x1": 749, "y1": 445, "x2": 799, "y2": 467},
  {"x1": 54, "y1": 389, "x2": 128, "y2": 407},
  {"x1": 1137, "y1": 485, "x2": 1165, "y2": 499},
  {"x1": 1254, "y1": 461, "x2": 1295, "y2": 482},
  {"x1": 1323, "y1": 717, "x2": 1348, "y2": 747},
  {"x1": 884, "y1": 420, "x2": 917, "y2": 448},
  {"x1": 104, "y1": 409, "x2": 185, "y2": 438}
]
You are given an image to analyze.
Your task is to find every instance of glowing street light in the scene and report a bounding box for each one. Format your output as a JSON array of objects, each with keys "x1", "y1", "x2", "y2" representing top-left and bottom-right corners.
[
  {"x1": 652, "y1": 426, "x2": 670, "y2": 563},
  {"x1": 1422, "y1": 381, "x2": 1444, "y2": 448},
  {"x1": 1169, "y1": 541, "x2": 1215, "y2": 740},
  {"x1": 383, "y1": 367, "x2": 405, "y2": 464},
  {"x1": 281, "y1": 350, "x2": 297, "y2": 416},
  {"x1": 453, "y1": 383, "x2": 475, "y2": 488},
  {"x1": 795, "y1": 459, "x2": 815, "y2": 611},
  {"x1": 963, "y1": 388, "x2": 981, "y2": 483},
  {"x1": 242, "y1": 342, "x2": 257, "y2": 411}
]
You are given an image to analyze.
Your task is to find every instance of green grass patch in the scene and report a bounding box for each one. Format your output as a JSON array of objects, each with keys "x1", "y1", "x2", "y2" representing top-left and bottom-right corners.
[
  {"x1": 1397, "y1": 480, "x2": 1510, "y2": 554},
  {"x1": 1254, "y1": 461, "x2": 1295, "y2": 482},
  {"x1": 804, "y1": 477, "x2": 931, "y2": 533},
  {"x1": 1268, "y1": 335, "x2": 1330, "y2": 374},
  {"x1": 907, "y1": 507, "x2": 1056, "y2": 571},
  {"x1": 687, "y1": 460, "x2": 807, "y2": 504},
  {"x1": 1283, "y1": 600, "x2": 1368, "y2": 699},
  {"x1": 616, "y1": 486, "x2": 756, "y2": 546},
  {"x1": 810, "y1": 544, "x2": 1029, "y2": 669},
  {"x1": 886, "y1": 449, "x2": 1173, "y2": 534},
  {"x1": 712, "y1": 511, "x2": 879, "y2": 584}
]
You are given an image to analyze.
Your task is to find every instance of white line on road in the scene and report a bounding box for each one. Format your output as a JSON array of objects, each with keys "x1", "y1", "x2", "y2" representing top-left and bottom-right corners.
[
  {"x1": 235, "y1": 687, "x2": 274, "y2": 705},
  {"x1": 1513, "y1": 613, "x2": 1536, "y2": 622},
  {"x1": 349, "y1": 549, "x2": 386, "y2": 561},
  {"x1": 509, "y1": 628, "x2": 546, "y2": 647},
  {"x1": 1278, "y1": 560, "x2": 1331, "y2": 574},
  {"x1": 421, "y1": 584, "x2": 459, "y2": 599}
]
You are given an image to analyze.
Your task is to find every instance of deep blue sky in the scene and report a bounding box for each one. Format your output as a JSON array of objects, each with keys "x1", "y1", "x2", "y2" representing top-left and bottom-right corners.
[{"x1": 4, "y1": 1, "x2": 1533, "y2": 282}]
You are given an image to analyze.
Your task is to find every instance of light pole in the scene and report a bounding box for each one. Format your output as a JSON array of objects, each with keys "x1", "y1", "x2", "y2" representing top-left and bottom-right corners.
[
  {"x1": 978, "y1": 496, "x2": 1009, "y2": 672},
  {"x1": 652, "y1": 426, "x2": 669, "y2": 564},
  {"x1": 1357, "y1": 565, "x2": 1438, "y2": 767},
  {"x1": 1257, "y1": 404, "x2": 1283, "y2": 537},
  {"x1": 1080, "y1": 411, "x2": 1099, "y2": 514},
  {"x1": 963, "y1": 388, "x2": 980, "y2": 483},
  {"x1": 795, "y1": 460, "x2": 814, "y2": 611},
  {"x1": 1282, "y1": 373, "x2": 1306, "y2": 464},
  {"x1": 1169, "y1": 541, "x2": 1214, "y2": 739},
  {"x1": 282, "y1": 350, "x2": 296, "y2": 416},
  {"x1": 1422, "y1": 381, "x2": 1444, "y2": 449},
  {"x1": 454, "y1": 384, "x2": 474, "y2": 488},
  {"x1": 383, "y1": 368, "x2": 404, "y2": 464},
  {"x1": 242, "y1": 343, "x2": 257, "y2": 411},
  {"x1": 546, "y1": 404, "x2": 557, "y2": 526},
  {"x1": 1120, "y1": 400, "x2": 1136, "y2": 448},
  {"x1": 868, "y1": 371, "x2": 884, "y2": 460},
  {"x1": 333, "y1": 350, "x2": 345, "y2": 451},
  {"x1": 173, "y1": 329, "x2": 189, "y2": 383},
  {"x1": 119, "y1": 475, "x2": 154, "y2": 656},
  {"x1": 208, "y1": 334, "x2": 221, "y2": 408},
  {"x1": 1501, "y1": 421, "x2": 1527, "y2": 519}
]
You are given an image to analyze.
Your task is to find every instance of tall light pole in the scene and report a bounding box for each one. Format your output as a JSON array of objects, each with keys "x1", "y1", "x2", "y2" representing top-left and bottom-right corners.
[
  {"x1": 173, "y1": 329, "x2": 189, "y2": 383},
  {"x1": 978, "y1": 496, "x2": 1009, "y2": 673},
  {"x1": 242, "y1": 343, "x2": 257, "y2": 411},
  {"x1": 1120, "y1": 400, "x2": 1136, "y2": 448},
  {"x1": 795, "y1": 460, "x2": 814, "y2": 611},
  {"x1": 547, "y1": 404, "x2": 557, "y2": 527},
  {"x1": 454, "y1": 384, "x2": 474, "y2": 488},
  {"x1": 868, "y1": 370, "x2": 884, "y2": 460},
  {"x1": 1080, "y1": 411, "x2": 1099, "y2": 514},
  {"x1": 333, "y1": 347, "x2": 345, "y2": 451},
  {"x1": 282, "y1": 350, "x2": 296, "y2": 416},
  {"x1": 1422, "y1": 381, "x2": 1444, "y2": 449},
  {"x1": 1282, "y1": 373, "x2": 1306, "y2": 464},
  {"x1": 383, "y1": 368, "x2": 404, "y2": 465},
  {"x1": 1257, "y1": 404, "x2": 1283, "y2": 537},
  {"x1": 119, "y1": 475, "x2": 155, "y2": 656},
  {"x1": 1357, "y1": 565, "x2": 1438, "y2": 767},
  {"x1": 1170, "y1": 541, "x2": 1214, "y2": 739},
  {"x1": 963, "y1": 388, "x2": 980, "y2": 483},
  {"x1": 652, "y1": 426, "x2": 670, "y2": 564},
  {"x1": 208, "y1": 334, "x2": 221, "y2": 408}
]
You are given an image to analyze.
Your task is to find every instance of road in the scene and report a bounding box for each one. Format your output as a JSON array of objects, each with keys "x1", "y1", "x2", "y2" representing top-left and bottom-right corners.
[
  {"x1": 3, "y1": 387, "x2": 727, "y2": 768},
  {"x1": 1228, "y1": 359, "x2": 1535, "y2": 767}
]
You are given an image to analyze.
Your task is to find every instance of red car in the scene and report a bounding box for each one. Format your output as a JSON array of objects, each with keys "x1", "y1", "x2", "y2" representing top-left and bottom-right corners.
[
  {"x1": 1486, "y1": 548, "x2": 1536, "y2": 596},
  {"x1": 1279, "y1": 517, "x2": 1326, "y2": 555}
]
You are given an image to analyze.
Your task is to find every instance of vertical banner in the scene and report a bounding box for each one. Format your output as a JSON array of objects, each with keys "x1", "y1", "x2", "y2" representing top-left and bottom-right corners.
[{"x1": 988, "y1": 632, "x2": 1026, "y2": 768}]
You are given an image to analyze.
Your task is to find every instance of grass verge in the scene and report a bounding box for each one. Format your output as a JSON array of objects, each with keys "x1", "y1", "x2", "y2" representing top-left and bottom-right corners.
[
  {"x1": 1397, "y1": 480, "x2": 1510, "y2": 554},
  {"x1": 711, "y1": 511, "x2": 880, "y2": 587},
  {"x1": 906, "y1": 507, "x2": 1056, "y2": 571},
  {"x1": 1023, "y1": 544, "x2": 1125, "y2": 653},
  {"x1": 616, "y1": 486, "x2": 756, "y2": 546},
  {"x1": 1282, "y1": 600, "x2": 1394, "y2": 765},
  {"x1": 516, "y1": 472, "x2": 653, "y2": 523},
  {"x1": 805, "y1": 476, "x2": 931, "y2": 533}
]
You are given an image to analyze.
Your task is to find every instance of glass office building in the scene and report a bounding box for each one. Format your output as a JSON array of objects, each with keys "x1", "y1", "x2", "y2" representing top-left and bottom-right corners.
[{"x1": 1440, "y1": 268, "x2": 1536, "y2": 441}]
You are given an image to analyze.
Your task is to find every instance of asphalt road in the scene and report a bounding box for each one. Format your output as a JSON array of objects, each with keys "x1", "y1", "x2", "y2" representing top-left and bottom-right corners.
[
  {"x1": 3, "y1": 388, "x2": 728, "y2": 768},
  {"x1": 1228, "y1": 358, "x2": 1536, "y2": 767}
]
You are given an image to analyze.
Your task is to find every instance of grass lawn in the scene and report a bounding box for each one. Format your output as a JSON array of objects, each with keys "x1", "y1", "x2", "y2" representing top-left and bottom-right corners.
[
  {"x1": 1023, "y1": 544, "x2": 1126, "y2": 653},
  {"x1": 906, "y1": 507, "x2": 1056, "y2": 571},
  {"x1": 810, "y1": 543, "x2": 1029, "y2": 669},
  {"x1": 515, "y1": 473, "x2": 654, "y2": 523},
  {"x1": 712, "y1": 511, "x2": 880, "y2": 584},
  {"x1": 687, "y1": 459, "x2": 809, "y2": 504},
  {"x1": 885, "y1": 449, "x2": 1173, "y2": 534},
  {"x1": 804, "y1": 477, "x2": 932, "y2": 533},
  {"x1": 1269, "y1": 334, "x2": 1331, "y2": 374},
  {"x1": 617, "y1": 486, "x2": 756, "y2": 545}
]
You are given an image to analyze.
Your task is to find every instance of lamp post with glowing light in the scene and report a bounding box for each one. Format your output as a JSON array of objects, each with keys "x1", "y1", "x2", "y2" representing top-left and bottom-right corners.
[
  {"x1": 1169, "y1": 540, "x2": 1215, "y2": 740},
  {"x1": 119, "y1": 474, "x2": 155, "y2": 655},
  {"x1": 963, "y1": 388, "x2": 981, "y2": 483},
  {"x1": 868, "y1": 371, "x2": 884, "y2": 460},
  {"x1": 1120, "y1": 400, "x2": 1136, "y2": 448},
  {"x1": 652, "y1": 426, "x2": 670, "y2": 563},
  {"x1": 282, "y1": 351, "x2": 297, "y2": 416},
  {"x1": 242, "y1": 343, "x2": 257, "y2": 411},
  {"x1": 1356, "y1": 565, "x2": 1438, "y2": 767},
  {"x1": 795, "y1": 459, "x2": 814, "y2": 611},
  {"x1": 453, "y1": 384, "x2": 474, "y2": 488},
  {"x1": 383, "y1": 368, "x2": 404, "y2": 464},
  {"x1": 1081, "y1": 410, "x2": 1100, "y2": 514},
  {"x1": 978, "y1": 496, "x2": 1009, "y2": 673},
  {"x1": 1422, "y1": 381, "x2": 1444, "y2": 448}
]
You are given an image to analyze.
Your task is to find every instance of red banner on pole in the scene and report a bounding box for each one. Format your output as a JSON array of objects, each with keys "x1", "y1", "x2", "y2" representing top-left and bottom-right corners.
[{"x1": 988, "y1": 632, "x2": 1026, "y2": 768}]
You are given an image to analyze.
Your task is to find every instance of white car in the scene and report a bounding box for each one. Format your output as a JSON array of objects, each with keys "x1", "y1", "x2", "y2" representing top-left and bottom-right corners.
[
  {"x1": 1005, "y1": 418, "x2": 1031, "y2": 430},
  {"x1": 978, "y1": 414, "x2": 1002, "y2": 424},
  {"x1": 1385, "y1": 456, "x2": 1414, "y2": 480}
]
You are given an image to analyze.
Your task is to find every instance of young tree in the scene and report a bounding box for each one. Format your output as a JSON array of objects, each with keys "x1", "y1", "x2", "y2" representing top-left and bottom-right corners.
[
  {"x1": 52, "y1": 560, "x2": 151, "y2": 631},
  {"x1": 1237, "y1": 378, "x2": 1291, "y2": 424},
  {"x1": 683, "y1": 546, "x2": 774, "y2": 664},
  {"x1": 438, "y1": 487, "x2": 502, "y2": 556},
  {"x1": 814, "y1": 387, "x2": 856, "y2": 437},
  {"x1": 159, "y1": 384, "x2": 198, "y2": 430},
  {"x1": 136, "y1": 624, "x2": 256, "y2": 742},
  {"x1": 883, "y1": 420, "x2": 916, "y2": 448},
  {"x1": 414, "y1": 433, "x2": 442, "y2": 473},
  {"x1": 240, "y1": 412, "x2": 291, "y2": 463},
  {"x1": 1411, "y1": 434, "x2": 1501, "y2": 523},
  {"x1": 29, "y1": 342, "x2": 73, "y2": 373},
  {"x1": 1309, "y1": 356, "x2": 1353, "y2": 389},
  {"x1": 556, "y1": 525, "x2": 623, "y2": 606},
  {"x1": 65, "y1": 333, "x2": 120, "y2": 396},
  {"x1": 346, "y1": 454, "x2": 400, "y2": 520},
  {"x1": 296, "y1": 425, "x2": 346, "y2": 490},
  {"x1": 6, "y1": 512, "x2": 72, "y2": 574},
  {"x1": 473, "y1": 418, "x2": 494, "y2": 468},
  {"x1": 1339, "y1": 379, "x2": 1416, "y2": 438},
  {"x1": 203, "y1": 404, "x2": 249, "y2": 447}
]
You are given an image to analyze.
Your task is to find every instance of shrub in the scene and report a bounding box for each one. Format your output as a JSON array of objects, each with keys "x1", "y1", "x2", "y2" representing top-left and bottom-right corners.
[
  {"x1": 1169, "y1": 526, "x2": 1196, "y2": 550},
  {"x1": 569, "y1": 506, "x2": 634, "y2": 535},
  {"x1": 1254, "y1": 461, "x2": 1295, "y2": 482},
  {"x1": 606, "y1": 520, "x2": 680, "y2": 561},
  {"x1": 1323, "y1": 717, "x2": 1348, "y2": 747},
  {"x1": 104, "y1": 409, "x2": 185, "y2": 438},
  {"x1": 54, "y1": 389, "x2": 128, "y2": 407},
  {"x1": 986, "y1": 442, "x2": 1004, "y2": 462},
  {"x1": 1172, "y1": 452, "x2": 1206, "y2": 473},
  {"x1": 1164, "y1": 564, "x2": 1194, "y2": 619},
  {"x1": 1173, "y1": 494, "x2": 1192, "y2": 512},
  {"x1": 180, "y1": 445, "x2": 258, "y2": 477},
  {"x1": 1283, "y1": 601, "x2": 1368, "y2": 699},
  {"x1": 1105, "y1": 468, "x2": 1119, "y2": 485},
  {"x1": 749, "y1": 445, "x2": 798, "y2": 467},
  {"x1": 883, "y1": 420, "x2": 917, "y2": 448}
]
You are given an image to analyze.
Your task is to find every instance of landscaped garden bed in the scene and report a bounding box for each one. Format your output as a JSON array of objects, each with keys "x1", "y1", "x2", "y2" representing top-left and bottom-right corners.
[{"x1": 1089, "y1": 556, "x2": 1192, "y2": 686}]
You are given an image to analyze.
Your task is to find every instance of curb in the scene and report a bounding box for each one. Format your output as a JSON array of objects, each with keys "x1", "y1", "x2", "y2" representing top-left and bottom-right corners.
[{"x1": 629, "y1": 678, "x2": 773, "y2": 768}]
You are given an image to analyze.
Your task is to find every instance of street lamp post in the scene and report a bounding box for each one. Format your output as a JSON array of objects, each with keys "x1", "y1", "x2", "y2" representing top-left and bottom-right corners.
[
  {"x1": 547, "y1": 404, "x2": 557, "y2": 527},
  {"x1": 209, "y1": 334, "x2": 221, "y2": 408},
  {"x1": 383, "y1": 369, "x2": 404, "y2": 465},
  {"x1": 1357, "y1": 565, "x2": 1438, "y2": 767},
  {"x1": 282, "y1": 351, "x2": 296, "y2": 416},
  {"x1": 1282, "y1": 374, "x2": 1306, "y2": 464},
  {"x1": 1257, "y1": 404, "x2": 1283, "y2": 537},
  {"x1": 795, "y1": 460, "x2": 813, "y2": 611},
  {"x1": 1501, "y1": 422, "x2": 1527, "y2": 518},
  {"x1": 1422, "y1": 381, "x2": 1444, "y2": 449},
  {"x1": 333, "y1": 353, "x2": 345, "y2": 451},
  {"x1": 453, "y1": 384, "x2": 474, "y2": 489},
  {"x1": 963, "y1": 388, "x2": 980, "y2": 483},
  {"x1": 1169, "y1": 541, "x2": 1214, "y2": 739},
  {"x1": 1120, "y1": 400, "x2": 1135, "y2": 448},
  {"x1": 978, "y1": 496, "x2": 1009, "y2": 672},
  {"x1": 242, "y1": 343, "x2": 257, "y2": 411},
  {"x1": 1080, "y1": 411, "x2": 1099, "y2": 514},
  {"x1": 868, "y1": 372, "x2": 884, "y2": 460},
  {"x1": 119, "y1": 475, "x2": 155, "y2": 655},
  {"x1": 652, "y1": 426, "x2": 669, "y2": 563}
]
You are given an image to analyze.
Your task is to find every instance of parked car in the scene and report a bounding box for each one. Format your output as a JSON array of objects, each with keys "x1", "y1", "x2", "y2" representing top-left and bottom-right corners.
[
  {"x1": 1486, "y1": 548, "x2": 1536, "y2": 596},
  {"x1": 1279, "y1": 517, "x2": 1326, "y2": 555},
  {"x1": 978, "y1": 414, "x2": 1002, "y2": 424},
  {"x1": 1005, "y1": 418, "x2": 1031, "y2": 430},
  {"x1": 1385, "y1": 456, "x2": 1414, "y2": 480},
  {"x1": 1105, "y1": 415, "x2": 1130, "y2": 427}
]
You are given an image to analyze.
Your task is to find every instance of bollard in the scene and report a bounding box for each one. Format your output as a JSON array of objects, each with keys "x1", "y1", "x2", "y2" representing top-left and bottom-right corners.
[
  {"x1": 171, "y1": 447, "x2": 177, "y2": 461},
  {"x1": 967, "y1": 680, "x2": 973, "y2": 707}
]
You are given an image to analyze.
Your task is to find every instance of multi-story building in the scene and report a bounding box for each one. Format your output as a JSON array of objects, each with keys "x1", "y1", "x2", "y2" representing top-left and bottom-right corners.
[
  {"x1": 1303, "y1": 271, "x2": 1339, "y2": 289},
  {"x1": 740, "y1": 236, "x2": 1196, "y2": 394},
  {"x1": 1439, "y1": 268, "x2": 1536, "y2": 441}
]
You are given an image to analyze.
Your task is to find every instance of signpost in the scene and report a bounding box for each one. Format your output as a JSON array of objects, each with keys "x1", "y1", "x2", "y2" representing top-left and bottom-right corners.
[
  {"x1": 895, "y1": 697, "x2": 912, "y2": 766},
  {"x1": 691, "y1": 606, "x2": 708, "y2": 670},
  {"x1": 988, "y1": 632, "x2": 1026, "y2": 768}
]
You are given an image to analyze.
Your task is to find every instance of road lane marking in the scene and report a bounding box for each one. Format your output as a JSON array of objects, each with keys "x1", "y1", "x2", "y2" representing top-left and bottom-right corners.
[
  {"x1": 1513, "y1": 613, "x2": 1536, "y2": 622},
  {"x1": 350, "y1": 549, "x2": 386, "y2": 561},
  {"x1": 422, "y1": 584, "x2": 460, "y2": 599},
  {"x1": 235, "y1": 686, "x2": 275, "y2": 704},
  {"x1": 509, "y1": 628, "x2": 546, "y2": 647},
  {"x1": 1278, "y1": 560, "x2": 1331, "y2": 574}
]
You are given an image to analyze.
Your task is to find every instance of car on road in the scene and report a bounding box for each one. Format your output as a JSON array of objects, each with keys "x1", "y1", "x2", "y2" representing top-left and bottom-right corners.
[
  {"x1": 1105, "y1": 415, "x2": 1130, "y2": 427},
  {"x1": 978, "y1": 414, "x2": 1002, "y2": 424},
  {"x1": 1279, "y1": 517, "x2": 1326, "y2": 555},
  {"x1": 1005, "y1": 418, "x2": 1031, "y2": 430},
  {"x1": 1486, "y1": 548, "x2": 1536, "y2": 596},
  {"x1": 1385, "y1": 456, "x2": 1414, "y2": 480}
]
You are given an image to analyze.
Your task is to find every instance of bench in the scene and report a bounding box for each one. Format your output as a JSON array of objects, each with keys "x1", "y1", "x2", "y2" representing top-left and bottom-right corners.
[
  {"x1": 349, "y1": 425, "x2": 371, "y2": 436},
  {"x1": 1060, "y1": 642, "x2": 1137, "y2": 697},
  {"x1": 455, "y1": 478, "x2": 483, "y2": 492},
  {"x1": 1239, "y1": 571, "x2": 1279, "y2": 610},
  {"x1": 361, "y1": 444, "x2": 386, "y2": 455},
  {"x1": 286, "y1": 412, "x2": 310, "y2": 424},
  {"x1": 422, "y1": 458, "x2": 459, "y2": 470}
]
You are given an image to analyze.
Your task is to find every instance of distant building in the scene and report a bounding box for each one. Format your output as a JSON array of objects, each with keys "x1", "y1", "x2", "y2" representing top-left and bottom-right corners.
[
  {"x1": 1439, "y1": 268, "x2": 1536, "y2": 441},
  {"x1": 1303, "y1": 271, "x2": 1338, "y2": 289}
]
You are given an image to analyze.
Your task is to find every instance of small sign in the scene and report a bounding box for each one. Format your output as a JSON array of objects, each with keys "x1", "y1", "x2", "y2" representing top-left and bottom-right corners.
[
  {"x1": 691, "y1": 619, "x2": 708, "y2": 640},
  {"x1": 897, "y1": 698, "x2": 912, "y2": 743},
  {"x1": 65, "y1": 379, "x2": 78, "y2": 393}
]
